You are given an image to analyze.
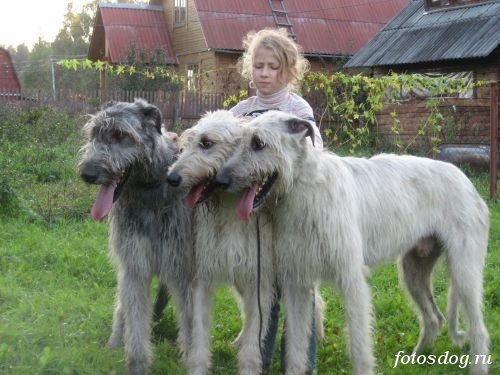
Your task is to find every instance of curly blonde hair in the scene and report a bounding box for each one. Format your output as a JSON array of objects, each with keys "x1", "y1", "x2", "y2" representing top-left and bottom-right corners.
[{"x1": 238, "y1": 28, "x2": 310, "y2": 90}]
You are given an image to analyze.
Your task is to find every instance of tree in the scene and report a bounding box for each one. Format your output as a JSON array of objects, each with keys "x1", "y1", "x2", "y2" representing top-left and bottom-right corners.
[
  {"x1": 6, "y1": 44, "x2": 30, "y2": 80},
  {"x1": 21, "y1": 38, "x2": 53, "y2": 90},
  {"x1": 51, "y1": 1, "x2": 99, "y2": 91}
]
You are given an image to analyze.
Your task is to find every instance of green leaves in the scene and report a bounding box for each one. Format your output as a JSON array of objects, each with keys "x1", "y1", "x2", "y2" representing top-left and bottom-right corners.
[{"x1": 58, "y1": 59, "x2": 183, "y2": 86}]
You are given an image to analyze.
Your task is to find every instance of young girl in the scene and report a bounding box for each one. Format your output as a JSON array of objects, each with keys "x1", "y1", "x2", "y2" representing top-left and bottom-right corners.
[
  {"x1": 230, "y1": 28, "x2": 323, "y2": 149},
  {"x1": 230, "y1": 28, "x2": 324, "y2": 373}
]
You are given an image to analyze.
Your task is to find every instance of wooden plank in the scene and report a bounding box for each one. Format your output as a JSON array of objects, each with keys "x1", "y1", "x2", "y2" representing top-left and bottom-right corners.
[{"x1": 490, "y1": 81, "x2": 498, "y2": 201}]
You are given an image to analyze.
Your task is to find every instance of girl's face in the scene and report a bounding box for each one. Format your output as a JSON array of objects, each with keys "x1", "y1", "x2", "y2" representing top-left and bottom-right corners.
[{"x1": 252, "y1": 46, "x2": 288, "y2": 95}]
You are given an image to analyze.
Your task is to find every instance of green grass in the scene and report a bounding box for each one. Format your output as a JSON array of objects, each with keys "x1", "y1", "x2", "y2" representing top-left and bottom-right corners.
[{"x1": 0, "y1": 193, "x2": 498, "y2": 374}]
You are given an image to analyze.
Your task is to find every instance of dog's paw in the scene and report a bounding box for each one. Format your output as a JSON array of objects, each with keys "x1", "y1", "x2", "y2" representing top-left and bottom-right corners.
[
  {"x1": 450, "y1": 330, "x2": 468, "y2": 348},
  {"x1": 106, "y1": 336, "x2": 123, "y2": 349}
]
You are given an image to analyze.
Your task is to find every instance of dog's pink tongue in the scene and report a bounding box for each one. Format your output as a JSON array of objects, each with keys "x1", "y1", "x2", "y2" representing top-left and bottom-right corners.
[
  {"x1": 91, "y1": 183, "x2": 116, "y2": 222},
  {"x1": 236, "y1": 183, "x2": 259, "y2": 221},
  {"x1": 184, "y1": 183, "x2": 205, "y2": 209}
]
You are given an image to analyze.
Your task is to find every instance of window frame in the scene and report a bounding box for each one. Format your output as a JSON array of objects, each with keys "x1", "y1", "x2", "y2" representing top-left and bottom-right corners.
[
  {"x1": 187, "y1": 63, "x2": 200, "y2": 92},
  {"x1": 174, "y1": 0, "x2": 187, "y2": 26}
]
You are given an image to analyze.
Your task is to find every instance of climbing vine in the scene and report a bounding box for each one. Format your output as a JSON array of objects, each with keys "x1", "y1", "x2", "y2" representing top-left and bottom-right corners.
[
  {"x1": 302, "y1": 72, "x2": 483, "y2": 155},
  {"x1": 58, "y1": 58, "x2": 185, "y2": 86}
]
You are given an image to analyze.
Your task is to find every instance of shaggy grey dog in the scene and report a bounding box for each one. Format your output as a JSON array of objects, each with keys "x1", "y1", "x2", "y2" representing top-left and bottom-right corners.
[
  {"x1": 216, "y1": 110, "x2": 490, "y2": 375},
  {"x1": 78, "y1": 99, "x2": 194, "y2": 374}
]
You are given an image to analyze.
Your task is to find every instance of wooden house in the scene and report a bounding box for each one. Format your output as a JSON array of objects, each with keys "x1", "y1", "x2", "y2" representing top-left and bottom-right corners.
[
  {"x1": 153, "y1": 0, "x2": 410, "y2": 93},
  {"x1": 345, "y1": 0, "x2": 499, "y2": 198},
  {"x1": 88, "y1": 3, "x2": 178, "y2": 65},
  {"x1": 89, "y1": 0, "x2": 409, "y2": 94},
  {"x1": 0, "y1": 47, "x2": 21, "y2": 93}
]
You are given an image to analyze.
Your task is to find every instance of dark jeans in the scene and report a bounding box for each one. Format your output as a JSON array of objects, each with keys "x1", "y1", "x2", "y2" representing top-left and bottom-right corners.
[{"x1": 261, "y1": 289, "x2": 317, "y2": 374}]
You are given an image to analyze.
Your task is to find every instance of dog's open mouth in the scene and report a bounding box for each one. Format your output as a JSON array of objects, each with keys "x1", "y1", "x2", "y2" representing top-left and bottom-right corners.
[
  {"x1": 184, "y1": 179, "x2": 218, "y2": 209},
  {"x1": 91, "y1": 170, "x2": 130, "y2": 222},
  {"x1": 236, "y1": 172, "x2": 278, "y2": 221}
]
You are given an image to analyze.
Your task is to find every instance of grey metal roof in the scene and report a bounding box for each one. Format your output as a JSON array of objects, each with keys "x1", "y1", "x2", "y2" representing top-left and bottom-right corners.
[{"x1": 345, "y1": 0, "x2": 500, "y2": 68}]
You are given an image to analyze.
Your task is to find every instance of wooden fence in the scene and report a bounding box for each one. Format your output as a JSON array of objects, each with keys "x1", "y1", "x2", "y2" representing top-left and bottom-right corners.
[{"x1": 0, "y1": 88, "x2": 227, "y2": 120}]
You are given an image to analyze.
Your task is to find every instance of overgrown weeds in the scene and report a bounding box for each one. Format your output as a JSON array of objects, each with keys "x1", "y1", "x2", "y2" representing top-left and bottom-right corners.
[{"x1": 0, "y1": 105, "x2": 94, "y2": 224}]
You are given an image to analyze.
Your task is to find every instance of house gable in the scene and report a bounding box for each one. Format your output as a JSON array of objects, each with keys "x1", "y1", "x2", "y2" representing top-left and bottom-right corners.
[
  {"x1": 162, "y1": 0, "x2": 208, "y2": 58},
  {"x1": 0, "y1": 48, "x2": 21, "y2": 92},
  {"x1": 88, "y1": 3, "x2": 178, "y2": 65}
]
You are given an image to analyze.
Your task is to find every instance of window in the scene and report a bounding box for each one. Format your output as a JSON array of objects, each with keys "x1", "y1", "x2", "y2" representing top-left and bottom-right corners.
[
  {"x1": 174, "y1": 0, "x2": 187, "y2": 25},
  {"x1": 187, "y1": 64, "x2": 199, "y2": 91},
  {"x1": 425, "y1": 0, "x2": 491, "y2": 10}
]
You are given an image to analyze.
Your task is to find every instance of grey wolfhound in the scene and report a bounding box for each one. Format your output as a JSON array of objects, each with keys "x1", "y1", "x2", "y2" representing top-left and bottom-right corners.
[
  {"x1": 166, "y1": 110, "x2": 324, "y2": 374},
  {"x1": 215, "y1": 110, "x2": 490, "y2": 374},
  {"x1": 78, "y1": 100, "x2": 194, "y2": 374}
]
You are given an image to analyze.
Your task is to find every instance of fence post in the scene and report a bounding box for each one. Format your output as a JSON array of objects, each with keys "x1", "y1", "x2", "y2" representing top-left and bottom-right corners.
[
  {"x1": 99, "y1": 67, "x2": 107, "y2": 105},
  {"x1": 490, "y1": 81, "x2": 498, "y2": 201}
]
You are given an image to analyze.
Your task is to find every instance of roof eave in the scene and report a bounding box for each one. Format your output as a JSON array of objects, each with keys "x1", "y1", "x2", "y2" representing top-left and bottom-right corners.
[{"x1": 208, "y1": 47, "x2": 352, "y2": 59}]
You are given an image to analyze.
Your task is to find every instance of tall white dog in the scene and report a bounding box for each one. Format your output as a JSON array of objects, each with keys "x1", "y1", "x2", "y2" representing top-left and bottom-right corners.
[
  {"x1": 215, "y1": 111, "x2": 490, "y2": 374},
  {"x1": 166, "y1": 111, "x2": 277, "y2": 374}
]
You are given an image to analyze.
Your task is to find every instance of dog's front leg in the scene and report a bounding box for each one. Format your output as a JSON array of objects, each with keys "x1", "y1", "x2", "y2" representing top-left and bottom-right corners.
[
  {"x1": 236, "y1": 279, "x2": 275, "y2": 375},
  {"x1": 186, "y1": 280, "x2": 215, "y2": 375},
  {"x1": 118, "y1": 268, "x2": 153, "y2": 375},
  {"x1": 282, "y1": 284, "x2": 315, "y2": 374},
  {"x1": 107, "y1": 293, "x2": 125, "y2": 348},
  {"x1": 168, "y1": 280, "x2": 193, "y2": 363}
]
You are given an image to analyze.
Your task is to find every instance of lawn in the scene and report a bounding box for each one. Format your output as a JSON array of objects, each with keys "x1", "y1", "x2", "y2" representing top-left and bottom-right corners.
[{"x1": 0, "y1": 179, "x2": 498, "y2": 374}]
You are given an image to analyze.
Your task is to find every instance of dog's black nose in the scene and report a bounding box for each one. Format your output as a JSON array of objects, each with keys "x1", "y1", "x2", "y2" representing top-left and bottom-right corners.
[
  {"x1": 167, "y1": 172, "x2": 182, "y2": 187},
  {"x1": 215, "y1": 172, "x2": 230, "y2": 190},
  {"x1": 80, "y1": 166, "x2": 98, "y2": 184}
]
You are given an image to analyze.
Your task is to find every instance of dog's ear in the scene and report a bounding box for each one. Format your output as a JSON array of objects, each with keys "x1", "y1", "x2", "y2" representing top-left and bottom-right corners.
[
  {"x1": 286, "y1": 118, "x2": 315, "y2": 147},
  {"x1": 136, "y1": 100, "x2": 163, "y2": 134}
]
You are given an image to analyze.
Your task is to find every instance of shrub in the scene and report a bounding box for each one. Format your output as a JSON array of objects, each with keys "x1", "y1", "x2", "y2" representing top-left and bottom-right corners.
[{"x1": 0, "y1": 106, "x2": 92, "y2": 222}]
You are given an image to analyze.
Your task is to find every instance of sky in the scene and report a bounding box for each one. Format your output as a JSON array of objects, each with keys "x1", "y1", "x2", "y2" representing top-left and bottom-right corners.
[{"x1": 0, "y1": 0, "x2": 88, "y2": 50}]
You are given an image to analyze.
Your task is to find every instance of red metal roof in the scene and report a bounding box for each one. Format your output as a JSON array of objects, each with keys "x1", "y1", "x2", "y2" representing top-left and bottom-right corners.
[
  {"x1": 88, "y1": 3, "x2": 178, "y2": 64},
  {"x1": 194, "y1": 0, "x2": 410, "y2": 56},
  {"x1": 0, "y1": 48, "x2": 21, "y2": 91}
]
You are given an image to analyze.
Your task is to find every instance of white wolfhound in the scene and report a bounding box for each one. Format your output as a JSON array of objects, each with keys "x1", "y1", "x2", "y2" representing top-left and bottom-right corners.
[
  {"x1": 166, "y1": 111, "x2": 277, "y2": 374},
  {"x1": 215, "y1": 110, "x2": 490, "y2": 374}
]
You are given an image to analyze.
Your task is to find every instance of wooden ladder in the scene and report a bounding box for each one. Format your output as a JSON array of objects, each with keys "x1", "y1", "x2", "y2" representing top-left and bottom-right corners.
[{"x1": 268, "y1": 0, "x2": 296, "y2": 40}]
